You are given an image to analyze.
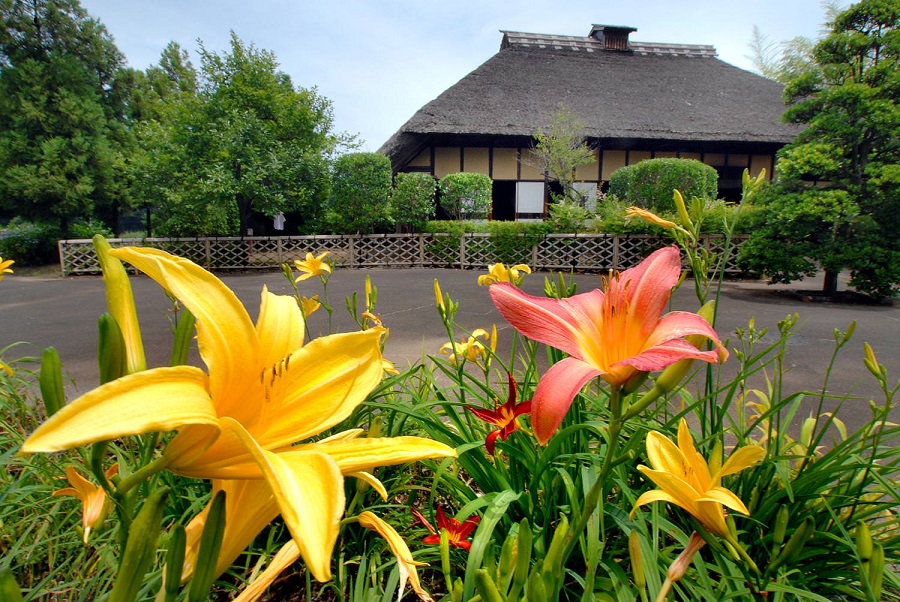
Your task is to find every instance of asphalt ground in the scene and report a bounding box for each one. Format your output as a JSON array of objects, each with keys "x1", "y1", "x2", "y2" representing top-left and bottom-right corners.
[{"x1": 1, "y1": 266, "x2": 898, "y2": 434}]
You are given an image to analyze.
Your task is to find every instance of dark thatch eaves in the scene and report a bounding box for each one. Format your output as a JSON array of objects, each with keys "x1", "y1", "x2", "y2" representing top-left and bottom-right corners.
[{"x1": 379, "y1": 28, "x2": 800, "y2": 168}]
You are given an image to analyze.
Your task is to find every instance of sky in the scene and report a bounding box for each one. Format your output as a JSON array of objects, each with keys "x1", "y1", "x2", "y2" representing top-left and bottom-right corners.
[{"x1": 79, "y1": 0, "x2": 832, "y2": 151}]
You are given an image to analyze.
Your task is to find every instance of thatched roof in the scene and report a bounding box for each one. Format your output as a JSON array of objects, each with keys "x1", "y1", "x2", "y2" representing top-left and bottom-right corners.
[{"x1": 380, "y1": 27, "x2": 800, "y2": 166}]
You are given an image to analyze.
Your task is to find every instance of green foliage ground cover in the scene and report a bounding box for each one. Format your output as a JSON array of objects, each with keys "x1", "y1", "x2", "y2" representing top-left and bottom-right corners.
[{"x1": 1, "y1": 175, "x2": 897, "y2": 601}]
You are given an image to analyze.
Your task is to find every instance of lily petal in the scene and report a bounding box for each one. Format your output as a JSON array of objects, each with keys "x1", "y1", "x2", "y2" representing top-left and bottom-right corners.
[
  {"x1": 110, "y1": 247, "x2": 260, "y2": 423},
  {"x1": 291, "y1": 436, "x2": 457, "y2": 475},
  {"x1": 350, "y1": 471, "x2": 388, "y2": 500},
  {"x1": 714, "y1": 445, "x2": 766, "y2": 482},
  {"x1": 358, "y1": 511, "x2": 433, "y2": 602},
  {"x1": 258, "y1": 330, "x2": 383, "y2": 446},
  {"x1": 490, "y1": 283, "x2": 585, "y2": 358},
  {"x1": 699, "y1": 486, "x2": 752, "y2": 516},
  {"x1": 531, "y1": 357, "x2": 601, "y2": 444},
  {"x1": 256, "y1": 287, "x2": 305, "y2": 372},
  {"x1": 644, "y1": 430, "x2": 685, "y2": 476},
  {"x1": 182, "y1": 479, "x2": 280, "y2": 581},
  {"x1": 222, "y1": 417, "x2": 344, "y2": 582},
  {"x1": 631, "y1": 489, "x2": 681, "y2": 517},
  {"x1": 21, "y1": 367, "x2": 217, "y2": 453},
  {"x1": 619, "y1": 246, "x2": 682, "y2": 340},
  {"x1": 232, "y1": 540, "x2": 301, "y2": 602}
]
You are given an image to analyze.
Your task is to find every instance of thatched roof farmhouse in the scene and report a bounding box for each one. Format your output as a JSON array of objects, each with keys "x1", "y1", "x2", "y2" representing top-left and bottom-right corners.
[{"x1": 380, "y1": 24, "x2": 800, "y2": 219}]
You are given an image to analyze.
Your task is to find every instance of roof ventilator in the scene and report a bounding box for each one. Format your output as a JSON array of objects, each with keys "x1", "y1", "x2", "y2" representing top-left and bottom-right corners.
[{"x1": 589, "y1": 24, "x2": 636, "y2": 51}]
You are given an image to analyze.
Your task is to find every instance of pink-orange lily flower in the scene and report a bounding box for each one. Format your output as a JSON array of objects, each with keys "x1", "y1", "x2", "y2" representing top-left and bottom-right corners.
[
  {"x1": 413, "y1": 507, "x2": 480, "y2": 552},
  {"x1": 465, "y1": 373, "x2": 531, "y2": 454},
  {"x1": 489, "y1": 245, "x2": 727, "y2": 444},
  {"x1": 52, "y1": 464, "x2": 118, "y2": 543}
]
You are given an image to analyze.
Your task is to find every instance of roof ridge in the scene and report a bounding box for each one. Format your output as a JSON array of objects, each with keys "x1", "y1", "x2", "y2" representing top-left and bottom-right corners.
[{"x1": 501, "y1": 30, "x2": 716, "y2": 57}]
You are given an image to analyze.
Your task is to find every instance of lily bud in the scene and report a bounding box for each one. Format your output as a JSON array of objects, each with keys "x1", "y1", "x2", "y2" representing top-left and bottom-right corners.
[
  {"x1": 772, "y1": 505, "x2": 790, "y2": 553},
  {"x1": 629, "y1": 531, "x2": 646, "y2": 589},
  {"x1": 863, "y1": 342, "x2": 883, "y2": 379},
  {"x1": 434, "y1": 279, "x2": 445, "y2": 310},
  {"x1": 856, "y1": 521, "x2": 873, "y2": 562},
  {"x1": 674, "y1": 189, "x2": 692, "y2": 229},
  {"x1": 667, "y1": 532, "x2": 706, "y2": 583},
  {"x1": 869, "y1": 542, "x2": 884, "y2": 598}
]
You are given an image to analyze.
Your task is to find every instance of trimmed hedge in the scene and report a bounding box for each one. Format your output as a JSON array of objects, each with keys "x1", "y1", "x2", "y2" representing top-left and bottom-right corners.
[
  {"x1": 392, "y1": 172, "x2": 436, "y2": 232},
  {"x1": 608, "y1": 158, "x2": 718, "y2": 211},
  {"x1": 438, "y1": 172, "x2": 492, "y2": 220}
]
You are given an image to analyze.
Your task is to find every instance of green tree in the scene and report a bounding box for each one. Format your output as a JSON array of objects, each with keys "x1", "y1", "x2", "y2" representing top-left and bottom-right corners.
[
  {"x1": 0, "y1": 0, "x2": 126, "y2": 232},
  {"x1": 329, "y1": 152, "x2": 393, "y2": 234},
  {"x1": 438, "y1": 172, "x2": 492, "y2": 220},
  {"x1": 528, "y1": 104, "x2": 596, "y2": 205},
  {"x1": 741, "y1": 0, "x2": 900, "y2": 297},
  {"x1": 138, "y1": 33, "x2": 339, "y2": 237},
  {"x1": 391, "y1": 172, "x2": 436, "y2": 232}
]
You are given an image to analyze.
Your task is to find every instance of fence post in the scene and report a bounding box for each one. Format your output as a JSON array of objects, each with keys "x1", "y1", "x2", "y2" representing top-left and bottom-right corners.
[
  {"x1": 418, "y1": 234, "x2": 425, "y2": 267},
  {"x1": 459, "y1": 234, "x2": 466, "y2": 268},
  {"x1": 204, "y1": 239, "x2": 211, "y2": 268},
  {"x1": 58, "y1": 241, "x2": 67, "y2": 276},
  {"x1": 276, "y1": 237, "x2": 283, "y2": 264},
  {"x1": 349, "y1": 235, "x2": 355, "y2": 268},
  {"x1": 612, "y1": 235, "x2": 620, "y2": 270}
]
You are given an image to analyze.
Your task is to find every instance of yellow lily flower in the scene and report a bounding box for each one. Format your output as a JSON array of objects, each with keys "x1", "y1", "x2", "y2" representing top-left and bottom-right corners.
[
  {"x1": 440, "y1": 328, "x2": 490, "y2": 365},
  {"x1": 0, "y1": 256, "x2": 13, "y2": 282},
  {"x1": 52, "y1": 464, "x2": 118, "y2": 543},
  {"x1": 22, "y1": 247, "x2": 455, "y2": 582},
  {"x1": 625, "y1": 206, "x2": 679, "y2": 231},
  {"x1": 294, "y1": 251, "x2": 332, "y2": 281},
  {"x1": 632, "y1": 418, "x2": 764, "y2": 537},
  {"x1": 0, "y1": 360, "x2": 12, "y2": 377},
  {"x1": 300, "y1": 294, "x2": 322, "y2": 317},
  {"x1": 477, "y1": 262, "x2": 531, "y2": 286}
]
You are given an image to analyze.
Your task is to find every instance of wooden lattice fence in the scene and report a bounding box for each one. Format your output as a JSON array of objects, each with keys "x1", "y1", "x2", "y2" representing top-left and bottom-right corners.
[{"x1": 58, "y1": 233, "x2": 748, "y2": 276}]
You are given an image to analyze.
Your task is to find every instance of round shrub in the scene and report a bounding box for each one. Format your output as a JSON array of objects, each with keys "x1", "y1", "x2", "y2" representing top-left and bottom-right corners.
[
  {"x1": 0, "y1": 219, "x2": 61, "y2": 265},
  {"x1": 608, "y1": 159, "x2": 718, "y2": 211},
  {"x1": 330, "y1": 152, "x2": 393, "y2": 234},
  {"x1": 438, "y1": 172, "x2": 492, "y2": 220},
  {"x1": 392, "y1": 172, "x2": 436, "y2": 232}
]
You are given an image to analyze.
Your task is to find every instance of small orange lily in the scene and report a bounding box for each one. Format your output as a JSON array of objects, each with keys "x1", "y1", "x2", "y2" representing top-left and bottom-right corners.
[
  {"x1": 478, "y1": 262, "x2": 531, "y2": 286},
  {"x1": 631, "y1": 418, "x2": 764, "y2": 537},
  {"x1": 489, "y1": 245, "x2": 727, "y2": 444},
  {"x1": 465, "y1": 373, "x2": 531, "y2": 454},
  {"x1": 52, "y1": 464, "x2": 118, "y2": 543},
  {"x1": 294, "y1": 251, "x2": 332, "y2": 281},
  {"x1": 0, "y1": 256, "x2": 14, "y2": 282},
  {"x1": 414, "y1": 507, "x2": 480, "y2": 552}
]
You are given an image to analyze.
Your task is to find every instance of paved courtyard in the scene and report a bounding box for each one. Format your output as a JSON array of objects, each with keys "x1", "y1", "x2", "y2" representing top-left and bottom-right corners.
[{"x1": 2, "y1": 266, "x2": 897, "y2": 434}]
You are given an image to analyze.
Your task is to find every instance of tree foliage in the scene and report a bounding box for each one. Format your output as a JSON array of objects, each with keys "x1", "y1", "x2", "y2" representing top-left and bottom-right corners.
[
  {"x1": 0, "y1": 0, "x2": 126, "y2": 232},
  {"x1": 391, "y1": 172, "x2": 436, "y2": 232},
  {"x1": 529, "y1": 104, "x2": 595, "y2": 205},
  {"x1": 438, "y1": 172, "x2": 492, "y2": 220},
  {"x1": 135, "y1": 32, "x2": 339, "y2": 237},
  {"x1": 741, "y1": 0, "x2": 900, "y2": 298},
  {"x1": 329, "y1": 152, "x2": 393, "y2": 234},
  {"x1": 608, "y1": 159, "x2": 718, "y2": 210}
]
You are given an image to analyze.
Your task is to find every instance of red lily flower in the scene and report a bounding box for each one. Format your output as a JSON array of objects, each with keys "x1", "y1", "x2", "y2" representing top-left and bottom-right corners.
[
  {"x1": 465, "y1": 373, "x2": 532, "y2": 454},
  {"x1": 412, "y1": 507, "x2": 480, "y2": 552}
]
